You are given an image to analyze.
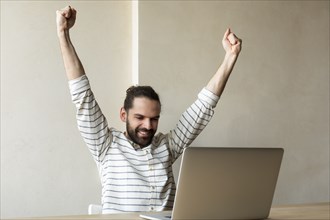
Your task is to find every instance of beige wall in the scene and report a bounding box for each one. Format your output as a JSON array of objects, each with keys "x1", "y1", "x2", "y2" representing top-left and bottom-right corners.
[
  {"x1": 1, "y1": 1, "x2": 132, "y2": 218},
  {"x1": 139, "y1": 0, "x2": 329, "y2": 205},
  {"x1": 1, "y1": 0, "x2": 329, "y2": 219}
]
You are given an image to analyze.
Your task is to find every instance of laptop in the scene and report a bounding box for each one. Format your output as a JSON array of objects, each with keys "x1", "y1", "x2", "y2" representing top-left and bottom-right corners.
[{"x1": 140, "y1": 147, "x2": 284, "y2": 220}]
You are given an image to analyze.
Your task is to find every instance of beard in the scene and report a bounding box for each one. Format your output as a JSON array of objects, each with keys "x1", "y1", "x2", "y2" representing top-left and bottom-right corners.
[{"x1": 126, "y1": 120, "x2": 156, "y2": 148}]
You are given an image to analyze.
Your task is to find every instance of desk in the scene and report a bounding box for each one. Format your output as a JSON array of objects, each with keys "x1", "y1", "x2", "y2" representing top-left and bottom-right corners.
[
  {"x1": 26, "y1": 202, "x2": 329, "y2": 219},
  {"x1": 269, "y1": 202, "x2": 329, "y2": 219}
]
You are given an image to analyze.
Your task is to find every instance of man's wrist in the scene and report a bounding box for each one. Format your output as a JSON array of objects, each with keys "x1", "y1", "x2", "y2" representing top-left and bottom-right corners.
[
  {"x1": 224, "y1": 52, "x2": 238, "y2": 61},
  {"x1": 57, "y1": 28, "x2": 69, "y2": 38},
  {"x1": 222, "y1": 53, "x2": 238, "y2": 68}
]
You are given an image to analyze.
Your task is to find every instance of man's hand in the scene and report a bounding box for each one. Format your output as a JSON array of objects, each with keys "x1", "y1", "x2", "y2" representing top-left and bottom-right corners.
[
  {"x1": 222, "y1": 28, "x2": 242, "y2": 56},
  {"x1": 56, "y1": 6, "x2": 85, "y2": 80},
  {"x1": 205, "y1": 28, "x2": 242, "y2": 97},
  {"x1": 56, "y1": 6, "x2": 77, "y2": 34}
]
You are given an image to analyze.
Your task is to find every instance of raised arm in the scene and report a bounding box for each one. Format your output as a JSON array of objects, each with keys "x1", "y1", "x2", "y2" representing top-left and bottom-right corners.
[
  {"x1": 56, "y1": 6, "x2": 85, "y2": 80},
  {"x1": 206, "y1": 28, "x2": 242, "y2": 96}
]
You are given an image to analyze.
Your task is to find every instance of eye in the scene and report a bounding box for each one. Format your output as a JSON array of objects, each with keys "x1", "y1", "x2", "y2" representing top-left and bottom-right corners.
[
  {"x1": 151, "y1": 117, "x2": 160, "y2": 122},
  {"x1": 135, "y1": 115, "x2": 144, "y2": 120}
]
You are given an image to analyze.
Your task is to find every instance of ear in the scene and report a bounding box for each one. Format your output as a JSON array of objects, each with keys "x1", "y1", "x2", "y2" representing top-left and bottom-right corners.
[{"x1": 120, "y1": 107, "x2": 127, "y2": 122}]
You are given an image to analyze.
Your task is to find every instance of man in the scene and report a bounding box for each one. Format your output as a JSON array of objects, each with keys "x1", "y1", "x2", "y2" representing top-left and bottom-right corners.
[{"x1": 56, "y1": 5, "x2": 242, "y2": 214}]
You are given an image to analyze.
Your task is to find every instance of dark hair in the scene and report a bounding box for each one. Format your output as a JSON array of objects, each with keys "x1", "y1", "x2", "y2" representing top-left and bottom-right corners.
[{"x1": 124, "y1": 86, "x2": 161, "y2": 111}]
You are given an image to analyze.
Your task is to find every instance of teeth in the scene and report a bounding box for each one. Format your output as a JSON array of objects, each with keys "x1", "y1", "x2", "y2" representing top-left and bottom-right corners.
[{"x1": 139, "y1": 131, "x2": 149, "y2": 136}]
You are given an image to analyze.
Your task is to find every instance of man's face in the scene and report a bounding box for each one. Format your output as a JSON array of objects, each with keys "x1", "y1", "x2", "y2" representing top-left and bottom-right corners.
[{"x1": 120, "y1": 97, "x2": 160, "y2": 148}]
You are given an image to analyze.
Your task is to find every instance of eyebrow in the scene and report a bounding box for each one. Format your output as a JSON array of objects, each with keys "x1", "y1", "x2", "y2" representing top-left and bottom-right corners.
[{"x1": 134, "y1": 114, "x2": 160, "y2": 119}]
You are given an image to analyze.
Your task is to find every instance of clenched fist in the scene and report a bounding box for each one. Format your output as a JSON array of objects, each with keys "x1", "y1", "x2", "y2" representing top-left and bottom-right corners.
[
  {"x1": 56, "y1": 6, "x2": 77, "y2": 34},
  {"x1": 222, "y1": 28, "x2": 242, "y2": 56}
]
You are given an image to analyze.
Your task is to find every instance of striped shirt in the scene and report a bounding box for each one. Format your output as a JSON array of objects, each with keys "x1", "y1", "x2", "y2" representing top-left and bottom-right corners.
[{"x1": 69, "y1": 75, "x2": 219, "y2": 213}]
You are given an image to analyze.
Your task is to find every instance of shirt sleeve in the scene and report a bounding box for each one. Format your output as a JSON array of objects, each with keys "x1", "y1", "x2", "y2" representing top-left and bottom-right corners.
[
  {"x1": 68, "y1": 75, "x2": 112, "y2": 163},
  {"x1": 168, "y1": 88, "x2": 220, "y2": 162}
]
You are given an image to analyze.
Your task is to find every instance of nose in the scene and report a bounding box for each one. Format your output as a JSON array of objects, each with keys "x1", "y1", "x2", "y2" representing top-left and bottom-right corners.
[{"x1": 143, "y1": 119, "x2": 152, "y2": 130}]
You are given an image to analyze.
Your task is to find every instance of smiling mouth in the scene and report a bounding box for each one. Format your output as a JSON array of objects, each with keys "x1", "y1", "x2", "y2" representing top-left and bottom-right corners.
[{"x1": 138, "y1": 130, "x2": 151, "y2": 138}]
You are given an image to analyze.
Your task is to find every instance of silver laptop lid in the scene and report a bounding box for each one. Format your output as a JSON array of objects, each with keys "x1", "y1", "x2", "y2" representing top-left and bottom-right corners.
[{"x1": 172, "y1": 147, "x2": 283, "y2": 220}]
